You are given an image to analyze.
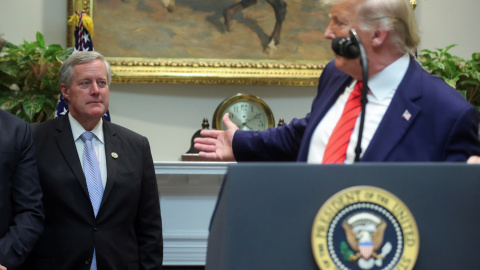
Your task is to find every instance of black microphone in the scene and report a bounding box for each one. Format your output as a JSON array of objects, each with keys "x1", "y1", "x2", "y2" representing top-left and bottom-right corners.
[{"x1": 331, "y1": 37, "x2": 360, "y2": 59}]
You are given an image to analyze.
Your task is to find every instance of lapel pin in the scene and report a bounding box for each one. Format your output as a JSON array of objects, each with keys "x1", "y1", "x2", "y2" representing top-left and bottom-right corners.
[
  {"x1": 111, "y1": 152, "x2": 118, "y2": 159},
  {"x1": 402, "y1": 109, "x2": 412, "y2": 121}
]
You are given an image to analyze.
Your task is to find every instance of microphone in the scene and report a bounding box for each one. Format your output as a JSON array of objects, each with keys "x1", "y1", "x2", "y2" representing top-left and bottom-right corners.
[
  {"x1": 331, "y1": 37, "x2": 360, "y2": 59},
  {"x1": 332, "y1": 29, "x2": 369, "y2": 162}
]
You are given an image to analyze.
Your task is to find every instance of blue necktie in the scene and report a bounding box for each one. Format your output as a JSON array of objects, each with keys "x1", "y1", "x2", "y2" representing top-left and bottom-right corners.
[{"x1": 80, "y1": 131, "x2": 104, "y2": 270}]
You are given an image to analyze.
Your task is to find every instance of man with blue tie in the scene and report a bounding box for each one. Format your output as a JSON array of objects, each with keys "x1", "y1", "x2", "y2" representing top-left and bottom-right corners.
[
  {"x1": 25, "y1": 51, "x2": 163, "y2": 269},
  {"x1": 194, "y1": 0, "x2": 480, "y2": 162}
]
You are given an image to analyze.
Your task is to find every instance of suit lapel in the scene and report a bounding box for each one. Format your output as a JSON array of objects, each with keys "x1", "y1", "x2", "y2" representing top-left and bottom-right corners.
[
  {"x1": 308, "y1": 83, "x2": 347, "y2": 132},
  {"x1": 298, "y1": 74, "x2": 352, "y2": 161},
  {"x1": 362, "y1": 58, "x2": 423, "y2": 161},
  {"x1": 54, "y1": 116, "x2": 90, "y2": 197},
  {"x1": 100, "y1": 121, "x2": 120, "y2": 209}
]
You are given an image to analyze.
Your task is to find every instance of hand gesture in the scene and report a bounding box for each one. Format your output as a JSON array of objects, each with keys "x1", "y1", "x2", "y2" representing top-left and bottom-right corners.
[
  {"x1": 194, "y1": 113, "x2": 238, "y2": 161},
  {"x1": 467, "y1": 156, "x2": 480, "y2": 164}
]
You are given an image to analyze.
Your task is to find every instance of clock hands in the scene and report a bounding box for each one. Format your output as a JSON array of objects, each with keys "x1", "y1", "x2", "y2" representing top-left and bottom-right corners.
[
  {"x1": 242, "y1": 121, "x2": 254, "y2": 130},
  {"x1": 231, "y1": 110, "x2": 266, "y2": 131},
  {"x1": 244, "y1": 115, "x2": 257, "y2": 124},
  {"x1": 229, "y1": 115, "x2": 254, "y2": 130},
  {"x1": 241, "y1": 113, "x2": 263, "y2": 130}
]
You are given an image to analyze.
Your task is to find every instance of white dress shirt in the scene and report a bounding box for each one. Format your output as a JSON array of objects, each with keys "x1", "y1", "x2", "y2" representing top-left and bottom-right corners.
[
  {"x1": 69, "y1": 113, "x2": 107, "y2": 189},
  {"x1": 307, "y1": 53, "x2": 411, "y2": 164}
]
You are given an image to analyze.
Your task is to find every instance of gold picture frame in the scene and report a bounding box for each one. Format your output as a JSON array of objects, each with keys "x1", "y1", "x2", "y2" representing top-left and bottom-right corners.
[{"x1": 67, "y1": 0, "x2": 330, "y2": 86}]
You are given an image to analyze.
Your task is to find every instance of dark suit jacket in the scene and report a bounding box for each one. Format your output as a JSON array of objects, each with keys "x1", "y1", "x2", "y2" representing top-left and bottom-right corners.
[
  {"x1": 233, "y1": 58, "x2": 480, "y2": 161},
  {"x1": 0, "y1": 110, "x2": 44, "y2": 270},
  {"x1": 25, "y1": 115, "x2": 163, "y2": 270}
]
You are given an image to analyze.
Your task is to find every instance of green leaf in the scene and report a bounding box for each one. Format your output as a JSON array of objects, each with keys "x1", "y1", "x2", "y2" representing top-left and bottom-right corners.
[
  {"x1": 43, "y1": 96, "x2": 57, "y2": 110},
  {"x1": 445, "y1": 78, "x2": 458, "y2": 88},
  {"x1": 424, "y1": 61, "x2": 445, "y2": 73},
  {"x1": 0, "y1": 32, "x2": 72, "y2": 122},
  {"x1": 58, "y1": 47, "x2": 74, "y2": 59},
  {"x1": 444, "y1": 44, "x2": 458, "y2": 52},
  {"x1": 1, "y1": 97, "x2": 21, "y2": 111},
  {"x1": 5, "y1": 42, "x2": 19, "y2": 50},
  {"x1": 418, "y1": 44, "x2": 480, "y2": 112},
  {"x1": 459, "y1": 79, "x2": 480, "y2": 88},
  {"x1": 420, "y1": 48, "x2": 439, "y2": 58},
  {"x1": 24, "y1": 41, "x2": 37, "y2": 53},
  {"x1": 0, "y1": 94, "x2": 12, "y2": 107},
  {"x1": 46, "y1": 44, "x2": 63, "y2": 52},
  {"x1": 36, "y1": 32, "x2": 46, "y2": 49},
  {"x1": 23, "y1": 96, "x2": 44, "y2": 122},
  {"x1": 340, "y1": 241, "x2": 354, "y2": 261},
  {"x1": 443, "y1": 61, "x2": 460, "y2": 79}
]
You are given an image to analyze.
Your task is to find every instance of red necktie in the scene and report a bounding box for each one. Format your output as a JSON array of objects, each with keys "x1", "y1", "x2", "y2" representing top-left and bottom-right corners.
[{"x1": 322, "y1": 81, "x2": 363, "y2": 164}]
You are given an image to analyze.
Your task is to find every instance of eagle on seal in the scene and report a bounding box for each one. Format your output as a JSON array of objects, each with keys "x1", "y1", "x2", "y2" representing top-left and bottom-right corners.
[{"x1": 342, "y1": 212, "x2": 388, "y2": 262}]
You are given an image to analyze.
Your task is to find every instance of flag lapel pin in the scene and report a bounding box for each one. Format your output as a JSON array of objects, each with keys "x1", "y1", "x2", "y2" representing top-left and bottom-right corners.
[{"x1": 402, "y1": 109, "x2": 412, "y2": 121}]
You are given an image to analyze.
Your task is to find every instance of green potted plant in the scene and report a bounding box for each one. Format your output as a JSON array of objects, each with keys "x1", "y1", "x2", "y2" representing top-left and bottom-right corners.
[
  {"x1": 417, "y1": 45, "x2": 480, "y2": 112},
  {"x1": 0, "y1": 32, "x2": 73, "y2": 122}
]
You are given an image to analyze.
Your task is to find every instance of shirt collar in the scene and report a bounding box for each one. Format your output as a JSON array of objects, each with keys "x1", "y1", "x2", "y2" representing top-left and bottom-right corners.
[
  {"x1": 68, "y1": 113, "x2": 104, "y2": 144},
  {"x1": 367, "y1": 53, "x2": 410, "y2": 101}
]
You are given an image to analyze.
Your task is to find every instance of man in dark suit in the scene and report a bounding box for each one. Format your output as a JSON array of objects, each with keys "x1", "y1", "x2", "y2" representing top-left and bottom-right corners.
[
  {"x1": 0, "y1": 35, "x2": 44, "y2": 270},
  {"x1": 0, "y1": 108, "x2": 45, "y2": 270},
  {"x1": 194, "y1": 0, "x2": 480, "y2": 162},
  {"x1": 25, "y1": 51, "x2": 163, "y2": 269}
]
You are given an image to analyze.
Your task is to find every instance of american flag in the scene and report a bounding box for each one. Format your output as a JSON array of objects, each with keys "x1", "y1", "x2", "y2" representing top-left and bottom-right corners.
[
  {"x1": 402, "y1": 109, "x2": 411, "y2": 121},
  {"x1": 55, "y1": 11, "x2": 111, "y2": 122},
  {"x1": 73, "y1": 11, "x2": 94, "y2": 52}
]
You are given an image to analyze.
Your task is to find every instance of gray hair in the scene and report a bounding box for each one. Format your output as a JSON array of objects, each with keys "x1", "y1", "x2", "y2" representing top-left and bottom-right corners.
[
  {"x1": 322, "y1": 0, "x2": 420, "y2": 54},
  {"x1": 59, "y1": 51, "x2": 112, "y2": 88}
]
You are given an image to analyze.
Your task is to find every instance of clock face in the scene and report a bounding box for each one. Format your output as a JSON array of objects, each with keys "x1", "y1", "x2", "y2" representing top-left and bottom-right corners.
[
  {"x1": 222, "y1": 101, "x2": 269, "y2": 131},
  {"x1": 212, "y1": 93, "x2": 275, "y2": 131}
]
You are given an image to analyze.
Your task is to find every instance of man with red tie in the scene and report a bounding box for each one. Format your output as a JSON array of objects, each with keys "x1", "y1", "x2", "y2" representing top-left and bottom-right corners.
[{"x1": 194, "y1": 0, "x2": 480, "y2": 162}]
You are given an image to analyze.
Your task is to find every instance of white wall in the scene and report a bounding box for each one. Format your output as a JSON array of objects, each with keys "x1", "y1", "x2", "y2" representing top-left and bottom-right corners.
[
  {"x1": 415, "y1": 0, "x2": 480, "y2": 59},
  {"x1": 1, "y1": 0, "x2": 66, "y2": 46},
  {"x1": 2, "y1": 0, "x2": 479, "y2": 161},
  {"x1": 109, "y1": 83, "x2": 316, "y2": 161}
]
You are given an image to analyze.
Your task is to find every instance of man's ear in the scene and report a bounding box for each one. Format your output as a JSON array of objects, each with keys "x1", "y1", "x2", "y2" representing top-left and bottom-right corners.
[
  {"x1": 60, "y1": 83, "x2": 69, "y2": 100},
  {"x1": 371, "y1": 29, "x2": 388, "y2": 47}
]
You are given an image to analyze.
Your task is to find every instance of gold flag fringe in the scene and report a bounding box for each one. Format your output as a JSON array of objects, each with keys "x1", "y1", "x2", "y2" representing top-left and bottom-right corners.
[{"x1": 67, "y1": 12, "x2": 94, "y2": 38}]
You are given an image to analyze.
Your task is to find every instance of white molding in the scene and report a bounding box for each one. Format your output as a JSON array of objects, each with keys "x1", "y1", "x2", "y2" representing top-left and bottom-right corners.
[
  {"x1": 155, "y1": 161, "x2": 232, "y2": 175},
  {"x1": 163, "y1": 230, "x2": 209, "y2": 265},
  {"x1": 154, "y1": 162, "x2": 229, "y2": 266}
]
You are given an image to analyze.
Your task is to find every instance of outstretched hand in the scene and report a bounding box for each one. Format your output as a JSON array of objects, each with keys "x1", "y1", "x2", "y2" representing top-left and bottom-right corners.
[
  {"x1": 467, "y1": 156, "x2": 480, "y2": 164},
  {"x1": 194, "y1": 113, "x2": 238, "y2": 161}
]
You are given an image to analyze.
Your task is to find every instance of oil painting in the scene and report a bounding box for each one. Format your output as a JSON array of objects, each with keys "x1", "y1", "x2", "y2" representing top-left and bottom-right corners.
[{"x1": 68, "y1": 0, "x2": 334, "y2": 85}]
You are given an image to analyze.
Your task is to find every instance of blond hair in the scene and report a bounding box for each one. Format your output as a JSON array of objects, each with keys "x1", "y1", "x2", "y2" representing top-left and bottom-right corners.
[
  {"x1": 357, "y1": 0, "x2": 420, "y2": 53},
  {"x1": 322, "y1": 0, "x2": 420, "y2": 54}
]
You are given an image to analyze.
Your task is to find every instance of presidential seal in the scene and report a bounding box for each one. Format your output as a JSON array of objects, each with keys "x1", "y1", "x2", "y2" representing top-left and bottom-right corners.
[{"x1": 311, "y1": 186, "x2": 419, "y2": 270}]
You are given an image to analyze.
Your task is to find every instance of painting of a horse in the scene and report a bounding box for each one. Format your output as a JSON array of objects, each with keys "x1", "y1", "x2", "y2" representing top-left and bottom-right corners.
[{"x1": 95, "y1": 0, "x2": 333, "y2": 60}]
